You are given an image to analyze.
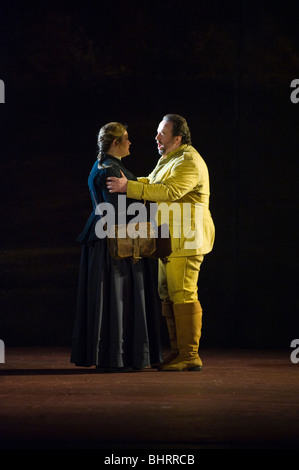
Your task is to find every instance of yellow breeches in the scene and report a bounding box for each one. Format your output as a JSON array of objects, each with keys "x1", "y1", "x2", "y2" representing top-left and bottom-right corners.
[{"x1": 158, "y1": 255, "x2": 204, "y2": 304}]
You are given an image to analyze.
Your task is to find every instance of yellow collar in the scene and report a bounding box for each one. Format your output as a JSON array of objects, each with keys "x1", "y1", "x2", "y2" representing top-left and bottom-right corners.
[{"x1": 161, "y1": 144, "x2": 187, "y2": 160}]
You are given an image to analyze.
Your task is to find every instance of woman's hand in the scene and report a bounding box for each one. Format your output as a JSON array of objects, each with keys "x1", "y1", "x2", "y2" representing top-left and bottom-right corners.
[{"x1": 106, "y1": 170, "x2": 128, "y2": 193}]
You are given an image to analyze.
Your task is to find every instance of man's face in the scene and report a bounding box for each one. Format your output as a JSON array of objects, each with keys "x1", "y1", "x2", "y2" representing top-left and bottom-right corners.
[{"x1": 155, "y1": 120, "x2": 181, "y2": 156}]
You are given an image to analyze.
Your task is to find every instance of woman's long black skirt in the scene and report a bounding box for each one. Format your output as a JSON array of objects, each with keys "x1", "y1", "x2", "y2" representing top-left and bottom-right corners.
[{"x1": 70, "y1": 239, "x2": 162, "y2": 369}]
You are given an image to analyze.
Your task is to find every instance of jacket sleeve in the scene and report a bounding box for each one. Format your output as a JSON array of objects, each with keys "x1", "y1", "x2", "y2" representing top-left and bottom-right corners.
[
  {"x1": 127, "y1": 154, "x2": 200, "y2": 202},
  {"x1": 137, "y1": 177, "x2": 150, "y2": 184},
  {"x1": 97, "y1": 167, "x2": 122, "y2": 208},
  {"x1": 97, "y1": 167, "x2": 141, "y2": 224}
]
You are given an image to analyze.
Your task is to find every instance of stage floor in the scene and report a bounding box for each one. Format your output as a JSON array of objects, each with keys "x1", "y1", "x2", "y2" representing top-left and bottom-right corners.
[{"x1": 0, "y1": 347, "x2": 298, "y2": 450}]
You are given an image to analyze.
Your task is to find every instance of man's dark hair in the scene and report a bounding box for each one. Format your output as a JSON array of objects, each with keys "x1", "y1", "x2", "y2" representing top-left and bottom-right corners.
[{"x1": 163, "y1": 114, "x2": 192, "y2": 145}]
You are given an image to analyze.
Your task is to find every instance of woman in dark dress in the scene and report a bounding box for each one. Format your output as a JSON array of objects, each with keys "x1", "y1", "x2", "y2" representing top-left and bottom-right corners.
[{"x1": 71, "y1": 122, "x2": 162, "y2": 371}]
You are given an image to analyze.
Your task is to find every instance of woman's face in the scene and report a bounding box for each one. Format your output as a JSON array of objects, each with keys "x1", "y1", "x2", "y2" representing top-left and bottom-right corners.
[{"x1": 116, "y1": 131, "x2": 131, "y2": 158}]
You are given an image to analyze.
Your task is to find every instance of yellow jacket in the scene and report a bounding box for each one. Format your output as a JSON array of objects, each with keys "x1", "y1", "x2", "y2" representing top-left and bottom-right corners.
[{"x1": 127, "y1": 145, "x2": 215, "y2": 257}]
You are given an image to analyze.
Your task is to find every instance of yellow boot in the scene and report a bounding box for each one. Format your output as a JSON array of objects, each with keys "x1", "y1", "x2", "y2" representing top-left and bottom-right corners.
[
  {"x1": 160, "y1": 301, "x2": 203, "y2": 372},
  {"x1": 156, "y1": 302, "x2": 178, "y2": 368}
]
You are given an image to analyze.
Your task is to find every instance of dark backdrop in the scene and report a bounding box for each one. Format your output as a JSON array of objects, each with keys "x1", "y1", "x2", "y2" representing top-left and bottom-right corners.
[{"x1": 0, "y1": 0, "x2": 298, "y2": 349}]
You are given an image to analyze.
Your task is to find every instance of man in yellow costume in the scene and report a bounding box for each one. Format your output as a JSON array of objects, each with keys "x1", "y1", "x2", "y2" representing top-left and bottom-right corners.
[{"x1": 106, "y1": 114, "x2": 215, "y2": 371}]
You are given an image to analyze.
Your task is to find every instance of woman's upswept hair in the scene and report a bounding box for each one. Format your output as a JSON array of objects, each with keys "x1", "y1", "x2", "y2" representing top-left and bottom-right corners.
[
  {"x1": 163, "y1": 114, "x2": 192, "y2": 145},
  {"x1": 97, "y1": 122, "x2": 128, "y2": 165}
]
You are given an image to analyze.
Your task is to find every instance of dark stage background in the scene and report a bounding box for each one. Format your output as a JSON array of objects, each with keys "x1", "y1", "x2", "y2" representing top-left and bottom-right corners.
[{"x1": 0, "y1": 0, "x2": 298, "y2": 349}]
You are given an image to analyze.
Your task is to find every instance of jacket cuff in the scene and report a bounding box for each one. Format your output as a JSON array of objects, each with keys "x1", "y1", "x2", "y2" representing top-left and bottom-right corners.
[{"x1": 127, "y1": 180, "x2": 144, "y2": 200}]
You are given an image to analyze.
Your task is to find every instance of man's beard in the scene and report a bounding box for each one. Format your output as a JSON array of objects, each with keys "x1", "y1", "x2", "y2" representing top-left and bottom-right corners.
[{"x1": 157, "y1": 143, "x2": 165, "y2": 155}]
